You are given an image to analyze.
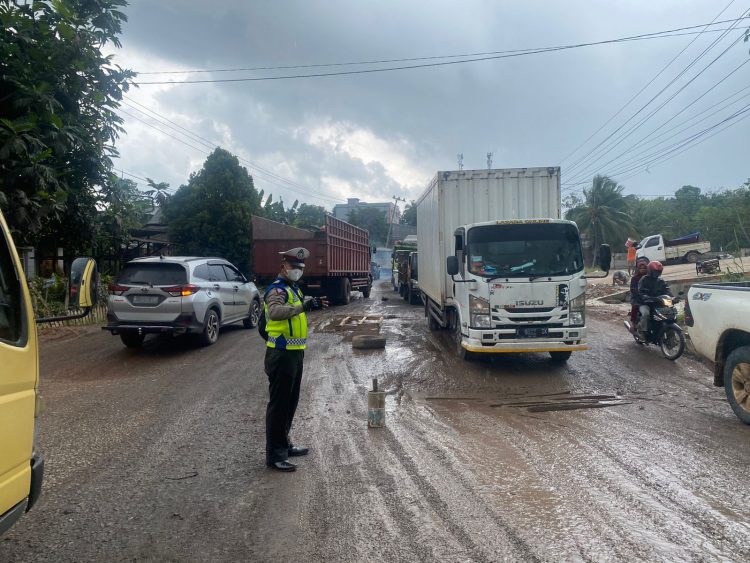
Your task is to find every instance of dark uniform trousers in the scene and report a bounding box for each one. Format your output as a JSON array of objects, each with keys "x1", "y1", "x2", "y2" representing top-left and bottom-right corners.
[{"x1": 264, "y1": 347, "x2": 305, "y2": 463}]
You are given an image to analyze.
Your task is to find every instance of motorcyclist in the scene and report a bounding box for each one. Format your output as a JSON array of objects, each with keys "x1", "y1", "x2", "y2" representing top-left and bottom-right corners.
[
  {"x1": 628, "y1": 257, "x2": 650, "y2": 331},
  {"x1": 636, "y1": 261, "x2": 673, "y2": 340}
]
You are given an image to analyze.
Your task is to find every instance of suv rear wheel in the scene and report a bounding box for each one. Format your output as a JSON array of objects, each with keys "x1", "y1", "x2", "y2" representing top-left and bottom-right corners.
[{"x1": 200, "y1": 308, "x2": 220, "y2": 346}]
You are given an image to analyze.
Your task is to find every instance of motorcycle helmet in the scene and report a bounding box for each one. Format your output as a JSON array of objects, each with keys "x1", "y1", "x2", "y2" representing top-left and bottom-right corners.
[{"x1": 647, "y1": 261, "x2": 664, "y2": 278}]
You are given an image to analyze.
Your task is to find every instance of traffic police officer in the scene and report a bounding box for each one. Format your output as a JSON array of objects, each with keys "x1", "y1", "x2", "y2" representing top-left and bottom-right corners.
[{"x1": 263, "y1": 247, "x2": 324, "y2": 472}]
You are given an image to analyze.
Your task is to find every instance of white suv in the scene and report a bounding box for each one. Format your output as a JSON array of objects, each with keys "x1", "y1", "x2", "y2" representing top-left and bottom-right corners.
[{"x1": 103, "y1": 256, "x2": 261, "y2": 348}]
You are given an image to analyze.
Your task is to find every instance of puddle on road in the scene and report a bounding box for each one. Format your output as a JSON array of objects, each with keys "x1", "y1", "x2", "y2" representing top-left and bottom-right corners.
[{"x1": 421, "y1": 391, "x2": 632, "y2": 413}]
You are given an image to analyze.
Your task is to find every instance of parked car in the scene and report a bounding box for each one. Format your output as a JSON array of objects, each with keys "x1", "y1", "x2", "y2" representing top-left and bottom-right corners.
[{"x1": 103, "y1": 256, "x2": 260, "y2": 348}]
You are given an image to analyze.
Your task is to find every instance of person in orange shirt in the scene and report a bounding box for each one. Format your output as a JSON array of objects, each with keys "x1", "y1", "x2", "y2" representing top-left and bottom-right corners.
[{"x1": 626, "y1": 239, "x2": 637, "y2": 275}]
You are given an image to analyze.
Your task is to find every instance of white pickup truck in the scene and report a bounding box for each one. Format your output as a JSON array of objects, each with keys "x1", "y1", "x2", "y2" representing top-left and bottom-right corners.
[
  {"x1": 636, "y1": 233, "x2": 711, "y2": 264},
  {"x1": 685, "y1": 282, "x2": 750, "y2": 424}
]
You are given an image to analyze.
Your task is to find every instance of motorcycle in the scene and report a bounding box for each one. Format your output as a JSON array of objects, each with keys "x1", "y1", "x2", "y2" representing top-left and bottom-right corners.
[{"x1": 623, "y1": 293, "x2": 685, "y2": 360}]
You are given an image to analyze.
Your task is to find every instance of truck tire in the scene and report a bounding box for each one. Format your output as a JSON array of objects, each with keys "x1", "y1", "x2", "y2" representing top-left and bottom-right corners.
[
  {"x1": 340, "y1": 278, "x2": 351, "y2": 305},
  {"x1": 402, "y1": 284, "x2": 409, "y2": 301},
  {"x1": 408, "y1": 287, "x2": 421, "y2": 305},
  {"x1": 685, "y1": 251, "x2": 699, "y2": 263},
  {"x1": 362, "y1": 284, "x2": 372, "y2": 299},
  {"x1": 549, "y1": 351, "x2": 572, "y2": 363},
  {"x1": 723, "y1": 346, "x2": 750, "y2": 425},
  {"x1": 352, "y1": 334, "x2": 386, "y2": 349},
  {"x1": 200, "y1": 308, "x2": 220, "y2": 346},
  {"x1": 454, "y1": 315, "x2": 471, "y2": 361},
  {"x1": 120, "y1": 332, "x2": 144, "y2": 348}
]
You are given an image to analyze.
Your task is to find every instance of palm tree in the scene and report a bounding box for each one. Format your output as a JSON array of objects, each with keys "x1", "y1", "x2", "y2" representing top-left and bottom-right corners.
[{"x1": 565, "y1": 175, "x2": 635, "y2": 264}]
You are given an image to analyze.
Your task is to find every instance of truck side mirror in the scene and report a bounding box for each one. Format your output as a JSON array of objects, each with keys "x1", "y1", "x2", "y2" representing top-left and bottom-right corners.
[
  {"x1": 598, "y1": 244, "x2": 612, "y2": 273},
  {"x1": 447, "y1": 256, "x2": 459, "y2": 276},
  {"x1": 69, "y1": 257, "x2": 98, "y2": 309}
]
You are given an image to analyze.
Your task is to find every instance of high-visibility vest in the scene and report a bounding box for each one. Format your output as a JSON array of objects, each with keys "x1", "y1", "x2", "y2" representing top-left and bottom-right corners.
[{"x1": 264, "y1": 282, "x2": 307, "y2": 350}]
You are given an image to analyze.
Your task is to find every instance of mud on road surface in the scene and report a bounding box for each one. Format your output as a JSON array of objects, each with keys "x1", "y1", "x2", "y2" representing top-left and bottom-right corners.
[{"x1": 2, "y1": 281, "x2": 750, "y2": 562}]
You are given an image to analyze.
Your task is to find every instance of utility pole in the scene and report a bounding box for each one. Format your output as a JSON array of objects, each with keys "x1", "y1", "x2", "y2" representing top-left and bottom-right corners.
[
  {"x1": 385, "y1": 195, "x2": 407, "y2": 248},
  {"x1": 457, "y1": 153, "x2": 464, "y2": 170},
  {"x1": 486, "y1": 152, "x2": 493, "y2": 170}
]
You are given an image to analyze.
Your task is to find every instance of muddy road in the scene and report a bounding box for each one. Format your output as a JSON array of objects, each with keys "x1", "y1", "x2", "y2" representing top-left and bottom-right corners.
[{"x1": 2, "y1": 280, "x2": 749, "y2": 562}]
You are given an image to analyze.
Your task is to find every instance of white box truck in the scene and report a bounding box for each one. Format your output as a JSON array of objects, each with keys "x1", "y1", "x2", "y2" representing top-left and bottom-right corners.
[{"x1": 417, "y1": 168, "x2": 611, "y2": 362}]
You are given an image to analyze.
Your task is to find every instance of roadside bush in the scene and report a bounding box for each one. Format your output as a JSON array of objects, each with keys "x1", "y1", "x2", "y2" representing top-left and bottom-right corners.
[
  {"x1": 721, "y1": 257, "x2": 747, "y2": 283},
  {"x1": 28, "y1": 275, "x2": 69, "y2": 318},
  {"x1": 28, "y1": 275, "x2": 110, "y2": 319}
]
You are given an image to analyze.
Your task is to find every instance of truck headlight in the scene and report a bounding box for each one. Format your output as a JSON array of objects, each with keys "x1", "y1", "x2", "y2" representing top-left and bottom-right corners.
[
  {"x1": 569, "y1": 294, "x2": 585, "y2": 327},
  {"x1": 470, "y1": 295, "x2": 491, "y2": 328}
]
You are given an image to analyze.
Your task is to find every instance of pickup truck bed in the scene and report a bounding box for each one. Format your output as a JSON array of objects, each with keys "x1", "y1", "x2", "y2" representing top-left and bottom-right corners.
[{"x1": 686, "y1": 281, "x2": 750, "y2": 424}]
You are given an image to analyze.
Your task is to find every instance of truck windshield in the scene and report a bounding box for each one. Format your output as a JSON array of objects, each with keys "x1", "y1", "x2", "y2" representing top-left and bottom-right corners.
[{"x1": 467, "y1": 223, "x2": 583, "y2": 278}]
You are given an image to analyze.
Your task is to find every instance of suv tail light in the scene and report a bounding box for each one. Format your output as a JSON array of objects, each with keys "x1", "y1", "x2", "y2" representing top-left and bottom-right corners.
[
  {"x1": 163, "y1": 284, "x2": 200, "y2": 297},
  {"x1": 684, "y1": 294, "x2": 694, "y2": 327},
  {"x1": 108, "y1": 283, "x2": 128, "y2": 296}
]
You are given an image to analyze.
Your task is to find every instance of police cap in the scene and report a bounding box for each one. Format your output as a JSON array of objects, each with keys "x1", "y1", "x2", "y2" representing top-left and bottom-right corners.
[{"x1": 279, "y1": 247, "x2": 310, "y2": 267}]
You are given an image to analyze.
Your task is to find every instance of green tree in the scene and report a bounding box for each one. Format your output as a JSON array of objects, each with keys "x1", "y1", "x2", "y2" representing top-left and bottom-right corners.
[
  {"x1": 401, "y1": 202, "x2": 417, "y2": 226},
  {"x1": 0, "y1": 0, "x2": 134, "y2": 251},
  {"x1": 96, "y1": 176, "x2": 151, "y2": 264},
  {"x1": 293, "y1": 203, "x2": 328, "y2": 230},
  {"x1": 347, "y1": 207, "x2": 388, "y2": 247},
  {"x1": 565, "y1": 175, "x2": 635, "y2": 262},
  {"x1": 144, "y1": 178, "x2": 171, "y2": 207},
  {"x1": 164, "y1": 148, "x2": 261, "y2": 274},
  {"x1": 260, "y1": 194, "x2": 298, "y2": 224}
]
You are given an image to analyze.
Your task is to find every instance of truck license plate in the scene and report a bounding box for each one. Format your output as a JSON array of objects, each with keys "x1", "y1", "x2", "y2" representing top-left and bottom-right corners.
[
  {"x1": 518, "y1": 327, "x2": 548, "y2": 338},
  {"x1": 132, "y1": 295, "x2": 160, "y2": 305}
]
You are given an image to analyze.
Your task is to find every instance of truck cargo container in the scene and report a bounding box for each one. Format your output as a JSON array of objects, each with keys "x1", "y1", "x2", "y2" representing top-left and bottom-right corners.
[
  {"x1": 417, "y1": 168, "x2": 610, "y2": 362},
  {"x1": 252, "y1": 215, "x2": 372, "y2": 304}
]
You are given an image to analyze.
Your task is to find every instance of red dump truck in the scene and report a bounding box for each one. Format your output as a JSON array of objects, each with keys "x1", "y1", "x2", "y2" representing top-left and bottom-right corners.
[{"x1": 252, "y1": 215, "x2": 372, "y2": 304}]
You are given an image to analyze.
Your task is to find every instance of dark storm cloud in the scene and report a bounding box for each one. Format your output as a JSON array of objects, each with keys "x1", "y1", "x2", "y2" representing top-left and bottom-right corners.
[{"x1": 113, "y1": 0, "x2": 750, "y2": 208}]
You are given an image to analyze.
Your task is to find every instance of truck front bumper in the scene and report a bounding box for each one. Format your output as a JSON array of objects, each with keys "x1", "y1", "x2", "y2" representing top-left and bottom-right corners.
[{"x1": 462, "y1": 326, "x2": 588, "y2": 353}]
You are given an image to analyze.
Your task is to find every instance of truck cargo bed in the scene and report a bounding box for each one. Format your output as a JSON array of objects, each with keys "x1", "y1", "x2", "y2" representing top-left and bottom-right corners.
[{"x1": 252, "y1": 215, "x2": 371, "y2": 279}]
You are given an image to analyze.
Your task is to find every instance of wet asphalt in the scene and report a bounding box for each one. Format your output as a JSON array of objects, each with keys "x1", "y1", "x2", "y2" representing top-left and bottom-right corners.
[{"x1": 2, "y1": 280, "x2": 749, "y2": 562}]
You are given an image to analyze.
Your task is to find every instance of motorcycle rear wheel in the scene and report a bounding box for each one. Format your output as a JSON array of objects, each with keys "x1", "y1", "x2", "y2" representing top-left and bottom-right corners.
[{"x1": 660, "y1": 325, "x2": 685, "y2": 360}]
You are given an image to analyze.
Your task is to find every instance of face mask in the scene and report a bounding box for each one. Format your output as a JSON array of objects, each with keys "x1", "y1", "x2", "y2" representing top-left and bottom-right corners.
[
  {"x1": 286, "y1": 268, "x2": 303, "y2": 282},
  {"x1": 649, "y1": 270, "x2": 660, "y2": 279}
]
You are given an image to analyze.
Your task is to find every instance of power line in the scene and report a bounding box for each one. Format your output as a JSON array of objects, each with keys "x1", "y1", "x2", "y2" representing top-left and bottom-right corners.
[
  {"x1": 563, "y1": 9, "x2": 748, "y2": 181},
  {"x1": 563, "y1": 12, "x2": 749, "y2": 184},
  {"x1": 593, "y1": 84, "x2": 750, "y2": 175},
  {"x1": 117, "y1": 103, "x2": 344, "y2": 205},
  {"x1": 135, "y1": 19, "x2": 749, "y2": 76},
  {"x1": 562, "y1": 101, "x2": 750, "y2": 193},
  {"x1": 120, "y1": 98, "x2": 344, "y2": 203},
  {"x1": 563, "y1": 55, "x2": 750, "y2": 186},
  {"x1": 133, "y1": 19, "x2": 750, "y2": 85},
  {"x1": 558, "y1": 0, "x2": 740, "y2": 167},
  {"x1": 114, "y1": 169, "x2": 175, "y2": 192},
  {"x1": 607, "y1": 103, "x2": 750, "y2": 180}
]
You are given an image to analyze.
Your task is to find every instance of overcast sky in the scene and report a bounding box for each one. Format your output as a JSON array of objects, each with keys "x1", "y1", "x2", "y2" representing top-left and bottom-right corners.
[{"x1": 110, "y1": 0, "x2": 750, "y2": 210}]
